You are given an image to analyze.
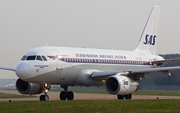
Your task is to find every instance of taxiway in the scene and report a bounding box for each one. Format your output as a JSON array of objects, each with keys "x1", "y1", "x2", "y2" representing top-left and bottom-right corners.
[{"x1": 0, "y1": 90, "x2": 180, "y2": 102}]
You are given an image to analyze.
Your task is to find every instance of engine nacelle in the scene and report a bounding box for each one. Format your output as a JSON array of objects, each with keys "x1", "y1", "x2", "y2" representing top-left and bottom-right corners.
[
  {"x1": 16, "y1": 79, "x2": 44, "y2": 94},
  {"x1": 105, "y1": 74, "x2": 139, "y2": 95}
]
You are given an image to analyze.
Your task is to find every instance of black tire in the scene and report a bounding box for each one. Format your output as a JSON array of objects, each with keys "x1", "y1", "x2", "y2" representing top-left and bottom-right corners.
[
  {"x1": 67, "y1": 91, "x2": 74, "y2": 100},
  {"x1": 117, "y1": 95, "x2": 124, "y2": 100},
  {"x1": 40, "y1": 95, "x2": 49, "y2": 101},
  {"x1": 44, "y1": 95, "x2": 49, "y2": 101},
  {"x1": 40, "y1": 95, "x2": 44, "y2": 101},
  {"x1": 60, "y1": 91, "x2": 67, "y2": 100},
  {"x1": 125, "y1": 94, "x2": 132, "y2": 99}
]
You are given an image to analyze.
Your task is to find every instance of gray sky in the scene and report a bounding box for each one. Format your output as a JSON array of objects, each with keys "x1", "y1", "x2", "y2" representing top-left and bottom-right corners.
[{"x1": 0, "y1": 0, "x2": 180, "y2": 78}]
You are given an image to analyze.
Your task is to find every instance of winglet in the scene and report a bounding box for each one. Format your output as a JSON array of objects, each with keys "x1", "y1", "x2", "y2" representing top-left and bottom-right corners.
[{"x1": 134, "y1": 5, "x2": 161, "y2": 54}]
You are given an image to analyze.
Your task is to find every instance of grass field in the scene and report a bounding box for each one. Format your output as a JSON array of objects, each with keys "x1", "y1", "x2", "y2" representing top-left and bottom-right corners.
[
  {"x1": 1, "y1": 90, "x2": 180, "y2": 113},
  {"x1": 0, "y1": 100, "x2": 180, "y2": 113}
]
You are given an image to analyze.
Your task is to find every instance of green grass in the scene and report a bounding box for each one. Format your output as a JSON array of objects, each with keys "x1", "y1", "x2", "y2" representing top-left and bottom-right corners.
[
  {"x1": 0, "y1": 100, "x2": 180, "y2": 113},
  {"x1": 0, "y1": 93, "x2": 34, "y2": 98}
]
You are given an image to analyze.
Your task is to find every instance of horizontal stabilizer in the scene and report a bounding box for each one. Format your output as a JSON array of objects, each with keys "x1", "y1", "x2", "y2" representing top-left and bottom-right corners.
[{"x1": 153, "y1": 58, "x2": 180, "y2": 64}]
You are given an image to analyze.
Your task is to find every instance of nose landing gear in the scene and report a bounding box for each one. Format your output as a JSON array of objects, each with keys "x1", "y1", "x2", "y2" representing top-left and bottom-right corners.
[
  {"x1": 60, "y1": 86, "x2": 74, "y2": 100},
  {"x1": 39, "y1": 83, "x2": 51, "y2": 101},
  {"x1": 40, "y1": 94, "x2": 49, "y2": 101}
]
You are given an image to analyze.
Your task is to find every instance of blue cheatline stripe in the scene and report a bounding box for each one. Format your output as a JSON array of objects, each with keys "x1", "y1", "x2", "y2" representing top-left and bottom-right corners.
[{"x1": 60, "y1": 58, "x2": 151, "y2": 66}]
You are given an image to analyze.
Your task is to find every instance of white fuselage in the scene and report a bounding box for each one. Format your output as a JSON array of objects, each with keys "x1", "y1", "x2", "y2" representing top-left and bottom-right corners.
[{"x1": 15, "y1": 46, "x2": 164, "y2": 86}]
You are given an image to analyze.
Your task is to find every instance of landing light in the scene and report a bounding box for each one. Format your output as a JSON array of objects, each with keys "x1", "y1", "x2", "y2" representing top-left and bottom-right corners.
[
  {"x1": 45, "y1": 83, "x2": 48, "y2": 87},
  {"x1": 45, "y1": 89, "x2": 48, "y2": 93},
  {"x1": 102, "y1": 80, "x2": 105, "y2": 83}
]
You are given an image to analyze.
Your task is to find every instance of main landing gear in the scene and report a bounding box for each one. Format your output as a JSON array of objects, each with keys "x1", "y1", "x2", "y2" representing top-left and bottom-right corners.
[
  {"x1": 60, "y1": 86, "x2": 74, "y2": 100},
  {"x1": 40, "y1": 83, "x2": 50, "y2": 101},
  {"x1": 117, "y1": 94, "x2": 132, "y2": 100}
]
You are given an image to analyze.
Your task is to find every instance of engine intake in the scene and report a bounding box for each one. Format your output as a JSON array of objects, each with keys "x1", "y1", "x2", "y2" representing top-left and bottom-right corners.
[
  {"x1": 105, "y1": 74, "x2": 139, "y2": 95},
  {"x1": 16, "y1": 79, "x2": 43, "y2": 94}
]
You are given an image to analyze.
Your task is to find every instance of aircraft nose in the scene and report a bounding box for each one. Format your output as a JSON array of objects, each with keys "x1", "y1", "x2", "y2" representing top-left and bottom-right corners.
[{"x1": 15, "y1": 62, "x2": 31, "y2": 79}]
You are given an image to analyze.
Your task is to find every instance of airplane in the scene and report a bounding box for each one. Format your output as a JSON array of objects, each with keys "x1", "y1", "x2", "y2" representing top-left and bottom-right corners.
[{"x1": 1, "y1": 5, "x2": 180, "y2": 101}]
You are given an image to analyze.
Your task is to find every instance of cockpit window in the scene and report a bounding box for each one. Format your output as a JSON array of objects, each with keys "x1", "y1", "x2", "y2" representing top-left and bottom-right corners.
[
  {"x1": 21, "y1": 56, "x2": 27, "y2": 60},
  {"x1": 21, "y1": 55, "x2": 47, "y2": 61},
  {"x1": 26, "y1": 55, "x2": 36, "y2": 60},
  {"x1": 36, "y1": 55, "x2": 43, "y2": 61},
  {"x1": 42, "y1": 56, "x2": 48, "y2": 61}
]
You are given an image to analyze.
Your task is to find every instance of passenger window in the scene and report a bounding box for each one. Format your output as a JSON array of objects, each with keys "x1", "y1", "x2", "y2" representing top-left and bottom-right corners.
[
  {"x1": 21, "y1": 56, "x2": 27, "y2": 60},
  {"x1": 27, "y1": 56, "x2": 36, "y2": 60},
  {"x1": 36, "y1": 55, "x2": 43, "y2": 61},
  {"x1": 42, "y1": 56, "x2": 48, "y2": 61}
]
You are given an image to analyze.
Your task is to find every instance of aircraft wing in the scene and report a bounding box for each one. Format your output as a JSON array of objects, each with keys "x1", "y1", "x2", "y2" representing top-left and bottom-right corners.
[
  {"x1": 91, "y1": 66, "x2": 180, "y2": 81},
  {"x1": 0, "y1": 66, "x2": 16, "y2": 71}
]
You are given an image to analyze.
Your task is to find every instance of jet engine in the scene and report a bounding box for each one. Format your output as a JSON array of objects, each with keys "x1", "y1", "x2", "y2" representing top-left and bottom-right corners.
[
  {"x1": 105, "y1": 74, "x2": 139, "y2": 95},
  {"x1": 16, "y1": 78, "x2": 44, "y2": 94}
]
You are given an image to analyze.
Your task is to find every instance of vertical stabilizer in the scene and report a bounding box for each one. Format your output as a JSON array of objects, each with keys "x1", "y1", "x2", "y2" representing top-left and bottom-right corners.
[{"x1": 134, "y1": 5, "x2": 160, "y2": 54}]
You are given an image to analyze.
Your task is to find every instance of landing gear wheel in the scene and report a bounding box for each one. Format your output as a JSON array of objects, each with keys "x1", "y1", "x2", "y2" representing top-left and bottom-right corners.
[
  {"x1": 60, "y1": 91, "x2": 67, "y2": 100},
  {"x1": 60, "y1": 86, "x2": 74, "y2": 100},
  {"x1": 40, "y1": 95, "x2": 44, "y2": 101},
  {"x1": 67, "y1": 91, "x2": 74, "y2": 100},
  {"x1": 125, "y1": 94, "x2": 132, "y2": 99},
  {"x1": 44, "y1": 95, "x2": 49, "y2": 101},
  {"x1": 40, "y1": 95, "x2": 49, "y2": 101},
  {"x1": 117, "y1": 95, "x2": 124, "y2": 100}
]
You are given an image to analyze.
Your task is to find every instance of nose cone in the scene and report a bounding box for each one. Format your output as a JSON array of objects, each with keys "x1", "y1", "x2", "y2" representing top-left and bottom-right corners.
[{"x1": 16, "y1": 62, "x2": 31, "y2": 80}]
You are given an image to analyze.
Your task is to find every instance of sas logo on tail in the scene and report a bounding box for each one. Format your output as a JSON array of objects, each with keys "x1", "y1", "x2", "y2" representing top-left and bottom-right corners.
[{"x1": 143, "y1": 34, "x2": 156, "y2": 45}]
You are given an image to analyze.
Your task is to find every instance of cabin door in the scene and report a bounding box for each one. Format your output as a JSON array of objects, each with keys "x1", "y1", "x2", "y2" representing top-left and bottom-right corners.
[{"x1": 51, "y1": 49, "x2": 63, "y2": 70}]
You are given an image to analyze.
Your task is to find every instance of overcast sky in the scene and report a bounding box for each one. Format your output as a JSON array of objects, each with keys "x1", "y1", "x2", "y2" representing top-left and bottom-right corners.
[{"x1": 0, "y1": 0, "x2": 180, "y2": 78}]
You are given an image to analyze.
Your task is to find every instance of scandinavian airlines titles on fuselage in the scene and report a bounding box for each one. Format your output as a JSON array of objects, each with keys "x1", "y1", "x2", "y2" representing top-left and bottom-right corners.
[{"x1": 75, "y1": 53, "x2": 126, "y2": 59}]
